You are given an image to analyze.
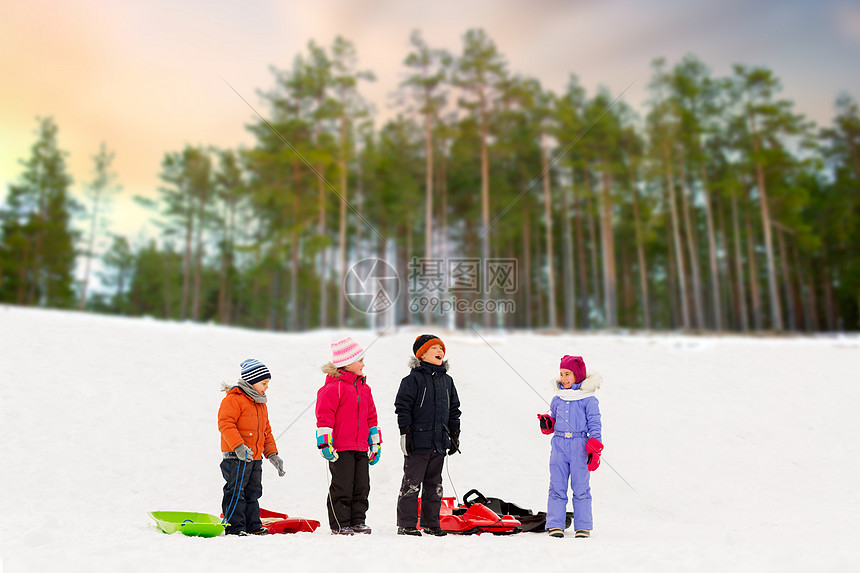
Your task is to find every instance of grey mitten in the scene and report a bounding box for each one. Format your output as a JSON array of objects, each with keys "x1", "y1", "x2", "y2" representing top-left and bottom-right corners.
[
  {"x1": 268, "y1": 453, "x2": 285, "y2": 477},
  {"x1": 234, "y1": 443, "x2": 254, "y2": 462}
]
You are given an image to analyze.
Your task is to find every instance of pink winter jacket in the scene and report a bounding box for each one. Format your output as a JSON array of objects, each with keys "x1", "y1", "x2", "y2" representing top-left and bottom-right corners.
[{"x1": 315, "y1": 363, "x2": 379, "y2": 452}]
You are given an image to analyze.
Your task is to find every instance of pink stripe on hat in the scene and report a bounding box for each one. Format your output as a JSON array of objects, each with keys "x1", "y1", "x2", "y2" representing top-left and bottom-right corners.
[{"x1": 331, "y1": 337, "x2": 366, "y2": 368}]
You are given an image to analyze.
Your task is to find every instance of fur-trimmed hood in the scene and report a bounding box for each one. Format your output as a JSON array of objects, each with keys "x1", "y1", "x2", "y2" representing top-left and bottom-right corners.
[
  {"x1": 321, "y1": 362, "x2": 342, "y2": 377},
  {"x1": 551, "y1": 372, "x2": 602, "y2": 401},
  {"x1": 408, "y1": 356, "x2": 450, "y2": 371}
]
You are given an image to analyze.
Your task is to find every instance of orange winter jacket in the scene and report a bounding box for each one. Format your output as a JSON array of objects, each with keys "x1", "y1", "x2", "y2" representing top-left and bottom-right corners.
[{"x1": 218, "y1": 387, "x2": 278, "y2": 460}]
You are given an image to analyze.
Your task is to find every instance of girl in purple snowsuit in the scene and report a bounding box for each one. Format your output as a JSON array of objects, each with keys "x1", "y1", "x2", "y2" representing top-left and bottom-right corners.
[{"x1": 539, "y1": 355, "x2": 603, "y2": 538}]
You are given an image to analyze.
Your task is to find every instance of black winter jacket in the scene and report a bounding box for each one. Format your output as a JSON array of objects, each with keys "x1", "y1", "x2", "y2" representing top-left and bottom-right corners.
[{"x1": 394, "y1": 358, "x2": 461, "y2": 454}]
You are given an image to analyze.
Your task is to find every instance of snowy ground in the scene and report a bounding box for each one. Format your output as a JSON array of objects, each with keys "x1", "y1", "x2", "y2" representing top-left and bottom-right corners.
[{"x1": 1, "y1": 305, "x2": 859, "y2": 572}]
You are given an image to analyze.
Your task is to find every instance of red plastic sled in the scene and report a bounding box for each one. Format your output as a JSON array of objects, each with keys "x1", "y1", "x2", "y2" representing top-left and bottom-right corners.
[
  {"x1": 220, "y1": 508, "x2": 320, "y2": 534},
  {"x1": 260, "y1": 508, "x2": 320, "y2": 534},
  {"x1": 418, "y1": 492, "x2": 521, "y2": 535}
]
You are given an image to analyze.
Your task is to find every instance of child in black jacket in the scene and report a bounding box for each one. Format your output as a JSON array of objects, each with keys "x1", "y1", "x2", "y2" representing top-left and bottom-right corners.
[{"x1": 394, "y1": 334, "x2": 461, "y2": 536}]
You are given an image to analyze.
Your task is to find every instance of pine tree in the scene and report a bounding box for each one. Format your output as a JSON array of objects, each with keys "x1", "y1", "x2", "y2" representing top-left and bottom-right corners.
[
  {"x1": 79, "y1": 143, "x2": 121, "y2": 309},
  {"x1": 402, "y1": 30, "x2": 451, "y2": 324},
  {"x1": 454, "y1": 28, "x2": 508, "y2": 328},
  {"x1": 0, "y1": 117, "x2": 78, "y2": 307}
]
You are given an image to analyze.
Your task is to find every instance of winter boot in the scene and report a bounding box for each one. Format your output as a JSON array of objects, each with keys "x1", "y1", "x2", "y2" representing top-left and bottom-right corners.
[
  {"x1": 351, "y1": 524, "x2": 372, "y2": 534},
  {"x1": 422, "y1": 526, "x2": 448, "y2": 536},
  {"x1": 248, "y1": 528, "x2": 269, "y2": 536},
  {"x1": 548, "y1": 528, "x2": 564, "y2": 538},
  {"x1": 331, "y1": 526, "x2": 355, "y2": 535},
  {"x1": 575, "y1": 529, "x2": 591, "y2": 538},
  {"x1": 397, "y1": 526, "x2": 422, "y2": 536}
]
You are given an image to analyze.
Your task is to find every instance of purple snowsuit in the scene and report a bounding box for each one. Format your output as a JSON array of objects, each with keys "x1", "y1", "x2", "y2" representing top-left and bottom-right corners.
[{"x1": 546, "y1": 374, "x2": 602, "y2": 531}]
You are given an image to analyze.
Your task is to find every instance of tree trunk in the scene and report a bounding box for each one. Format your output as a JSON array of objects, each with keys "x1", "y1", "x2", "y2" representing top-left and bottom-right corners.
[
  {"x1": 699, "y1": 165, "x2": 722, "y2": 330},
  {"x1": 315, "y1": 104, "x2": 328, "y2": 329},
  {"x1": 572, "y1": 176, "x2": 589, "y2": 329},
  {"x1": 192, "y1": 194, "x2": 205, "y2": 322},
  {"x1": 791, "y1": 239, "x2": 812, "y2": 332},
  {"x1": 745, "y1": 212, "x2": 763, "y2": 330},
  {"x1": 776, "y1": 226, "x2": 796, "y2": 331},
  {"x1": 715, "y1": 193, "x2": 733, "y2": 330},
  {"x1": 599, "y1": 169, "x2": 617, "y2": 328},
  {"x1": 731, "y1": 194, "x2": 749, "y2": 331},
  {"x1": 479, "y1": 85, "x2": 491, "y2": 329},
  {"x1": 663, "y1": 143, "x2": 690, "y2": 329},
  {"x1": 338, "y1": 113, "x2": 348, "y2": 327},
  {"x1": 181, "y1": 198, "x2": 193, "y2": 321},
  {"x1": 523, "y1": 209, "x2": 532, "y2": 329},
  {"x1": 749, "y1": 113, "x2": 783, "y2": 331},
  {"x1": 533, "y1": 215, "x2": 544, "y2": 328},
  {"x1": 79, "y1": 188, "x2": 102, "y2": 310},
  {"x1": 584, "y1": 170, "x2": 601, "y2": 327},
  {"x1": 620, "y1": 246, "x2": 634, "y2": 326},
  {"x1": 666, "y1": 221, "x2": 679, "y2": 329},
  {"x1": 630, "y1": 179, "x2": 651, "y2": 329},
  {"x1": 424, "y1": 107, "x2": 434, "y2": 326},
  {"x1": 541, "y1": 144, "x2": 557, "y2": 329},
  {"x1": 823, "y1": 267, "x2": 836, "y2": 331},
  {"x1": 290, "y1": 234, "x2": 299, "y2": 331},
  {"x1": 677, "y1": 154, "x2": 705, "y2": 329},
  {"x1": 561, "y1": 178, "x2": 576, "y2": 329},
  {"x1": 16, "y1": 238, "x2": 31, "y2": 305}
]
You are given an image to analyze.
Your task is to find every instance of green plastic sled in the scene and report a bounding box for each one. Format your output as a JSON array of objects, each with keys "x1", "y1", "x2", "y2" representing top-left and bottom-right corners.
[{"x1": 149, "y1": 511, "x2": 227, "y2": 537}]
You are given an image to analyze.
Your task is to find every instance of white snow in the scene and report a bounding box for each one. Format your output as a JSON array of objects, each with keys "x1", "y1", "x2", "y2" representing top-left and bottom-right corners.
[{"x1": 2, "y1": 305, "x2": 859, "y2": 572}]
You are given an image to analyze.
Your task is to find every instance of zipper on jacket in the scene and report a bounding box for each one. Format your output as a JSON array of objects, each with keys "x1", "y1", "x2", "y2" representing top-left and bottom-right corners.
[{"x1": 355, "y1": 378, "x2": 361, "y2": 445}]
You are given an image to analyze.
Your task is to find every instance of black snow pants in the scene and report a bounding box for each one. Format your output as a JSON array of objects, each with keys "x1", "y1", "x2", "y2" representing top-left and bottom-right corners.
[
  {"x1": 396, "y1": 452, "x2": 445, "y2": 528},
  {"x1": 326, "y1": 450, "x2": 371, "y2": 530}
]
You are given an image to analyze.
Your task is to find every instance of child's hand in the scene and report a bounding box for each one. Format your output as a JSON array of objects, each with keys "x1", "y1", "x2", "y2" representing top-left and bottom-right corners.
[
  {"x1": 316, "y1": 428, "x2": 338, "y2": 462},
  {"x1": 234, "y1": 444, "x2": 254, "y2": 462},
  {"x1": 447, "y1": 430, "x2": 460, "y2": 455},
  {"x1": 369, "y1": 444, "x2": 381, "y2": 465},
  {"x1": 586, "y1": 438, "x2": 603, "y2": 471},
  {"x1": 399, "y1": 427, "x2": 413, "y2": 456},
  {"x1": 368, "y1": 426, "x2": 382, "y2": 465},
  {"x1": 538, "y1": 414, "x2": 555, "y2": 435},
  {"x1": 320, "y1": 444, "x2": 338, "y2": 461},
  {"x1": 268, "y1": 453, "x2": 285, "y2": 477}
]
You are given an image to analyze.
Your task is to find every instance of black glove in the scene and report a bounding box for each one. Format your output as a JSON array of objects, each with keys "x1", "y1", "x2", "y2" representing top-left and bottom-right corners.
[
  {"x1": 448, "y1": 430, "x2": 460, "y2": 456},
  {"x1": 400, "y1": 427, "x2": 414, "y2": 456}
]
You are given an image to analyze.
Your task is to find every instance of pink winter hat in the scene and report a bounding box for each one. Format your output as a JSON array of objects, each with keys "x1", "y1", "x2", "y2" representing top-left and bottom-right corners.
[
  {"x1": 331, "y1": 336, "x2": 366, "y2": 368},
  {"x1": 559, "y1": 355, "x2": 586, "y2": 384}
]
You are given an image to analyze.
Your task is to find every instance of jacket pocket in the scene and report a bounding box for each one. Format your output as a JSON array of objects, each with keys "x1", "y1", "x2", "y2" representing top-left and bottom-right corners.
[{"x1": 413, "y1": 424, "x2": 433, "y2": 450}]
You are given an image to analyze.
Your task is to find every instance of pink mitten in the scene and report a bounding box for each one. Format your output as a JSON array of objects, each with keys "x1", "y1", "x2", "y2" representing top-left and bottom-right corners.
[
  {"x1": 537, "y1": 414, "x2": 555, "y2": 435},
  {"x1": 586, "y1": 438, "x2": 603, "y2": 471}
]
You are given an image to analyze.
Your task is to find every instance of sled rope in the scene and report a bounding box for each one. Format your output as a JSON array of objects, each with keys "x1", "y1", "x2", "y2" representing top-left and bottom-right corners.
[
  {"x1": 221, "y1": 457, "x2": 247, "y2": 525},
  {"x1": 469, "y1": 327, "x2": 641, "y2": 497},
  {"x1": 324, "y1": 459, "x2": 343, "y2": 532},
  {"x1": 444, "y1": 454, "x2": 460, "y2": 502}
]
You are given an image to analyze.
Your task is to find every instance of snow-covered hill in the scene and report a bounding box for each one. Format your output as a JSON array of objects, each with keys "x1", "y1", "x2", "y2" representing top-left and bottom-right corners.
[{"x1": 1, "y1": 305, "x2": 859, "y2": 572}]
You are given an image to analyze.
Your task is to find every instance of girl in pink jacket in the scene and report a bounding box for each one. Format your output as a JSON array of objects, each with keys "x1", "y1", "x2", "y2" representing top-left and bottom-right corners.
[{"x1": 315, "y1": 337, "x2": 381, "y2": 535}]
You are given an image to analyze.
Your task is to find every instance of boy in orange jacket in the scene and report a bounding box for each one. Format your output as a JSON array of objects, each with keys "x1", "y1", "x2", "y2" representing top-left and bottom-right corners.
[{"x1": 218, "y1": 359, "x2": 285, "y2": 536}]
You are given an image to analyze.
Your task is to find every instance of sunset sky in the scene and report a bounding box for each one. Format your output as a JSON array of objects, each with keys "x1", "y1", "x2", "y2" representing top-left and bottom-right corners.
[{"x1": 2, "y1": 0, "x2": 859, "y2": 239}]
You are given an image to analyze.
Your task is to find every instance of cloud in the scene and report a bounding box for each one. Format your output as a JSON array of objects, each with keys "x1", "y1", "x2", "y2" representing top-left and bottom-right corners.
[{"x1": 833, "y1": 2, "x2": 860, "y2": 43}]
